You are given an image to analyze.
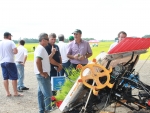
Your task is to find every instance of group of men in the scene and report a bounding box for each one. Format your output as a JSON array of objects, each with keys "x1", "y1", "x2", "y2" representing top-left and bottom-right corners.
[
  {"x1": 0, "y1": 30, "x2": 127, "y2": 113},
  {"x1": 34, "y1": 29, "x2": 93, "y2": 113}
]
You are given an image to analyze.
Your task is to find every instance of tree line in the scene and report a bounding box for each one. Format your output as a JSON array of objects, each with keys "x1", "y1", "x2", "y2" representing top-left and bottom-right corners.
[{"x1": 12, "y1": 38, "x2": 96, "y2": 43}]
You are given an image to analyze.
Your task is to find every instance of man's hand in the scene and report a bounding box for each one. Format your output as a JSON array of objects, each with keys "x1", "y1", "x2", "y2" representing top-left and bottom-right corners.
[
  {"x1": 78, "y1": 55, "x2": 85, "y2": 61},
  {"x1": 40, "y1": 72, "x2": 49, "y2": 78},
  {"x1": 20, "y1": 63, "x2": 25, "y2": 66},
  {"x1": 51, "y1": 45, "x2": 56, "y2": 55},
  {"x1": 74, "y1": 54, "x2": 79, "y2": 60},
  {"x1": 57, "y1": 64, "x2": 63, "y2": 72}
]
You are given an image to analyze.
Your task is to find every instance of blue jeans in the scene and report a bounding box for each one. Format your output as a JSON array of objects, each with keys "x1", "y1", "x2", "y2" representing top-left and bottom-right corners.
[
  {"x1": 36, "y1": 74, "x2": 52, "y2": 113},
  {"x1": 16, "y1": 63, "x2": 25, "y2": 89},
  {"x1": 60, "y1": 60, "x2": 71, "y2": 76}
]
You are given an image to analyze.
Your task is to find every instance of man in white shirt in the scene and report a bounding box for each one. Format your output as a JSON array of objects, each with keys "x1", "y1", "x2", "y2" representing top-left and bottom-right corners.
[
  {"x1": 57, "y1": 34, "x2": 71, "y2": 76},
  {"x1": 34, "y1": 33, "x2": 56, "y2": 113},
  {"x1": 0, "y1": 32, "x2": 23, "y2": 97},
  {"x1": 15, "y1": 40, "x2": 29, "y2": 92}
]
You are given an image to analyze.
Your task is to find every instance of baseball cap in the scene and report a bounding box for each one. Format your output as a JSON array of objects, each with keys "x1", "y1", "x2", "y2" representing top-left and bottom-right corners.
[
  {"x1": 4, "y1": 32, "x2": 12, "y2": 37},
  {"x1": 72, "y1": 29, "x2": 82, "y2": 34},
  {"x1": 69, "y1": 36, "x2": 74, "y2": 41}
]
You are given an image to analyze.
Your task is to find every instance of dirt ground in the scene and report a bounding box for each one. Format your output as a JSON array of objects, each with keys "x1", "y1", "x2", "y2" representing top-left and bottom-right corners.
[{"x1": 0, "y1": 60, "x2": 150, "y2": 113}]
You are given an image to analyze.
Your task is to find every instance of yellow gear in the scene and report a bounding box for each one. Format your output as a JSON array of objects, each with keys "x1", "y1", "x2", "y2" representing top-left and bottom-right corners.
[{"x1": 79, "y1": 59, "x2": 114, "y2": 95}]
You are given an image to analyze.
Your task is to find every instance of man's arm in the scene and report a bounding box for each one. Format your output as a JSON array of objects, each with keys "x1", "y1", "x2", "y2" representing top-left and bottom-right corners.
[
  {"x1": 85, "y1": 53, "x2": 92, "y2": 58},
  {"x1": 23, "y1": 55, "x2": 27, "y2": 65},
  {"x1": 50, "y1": 58, "x2": 61, "y2": 67},
  {"x1": 49, "y1": 48, "x2": 55, "y2": 62},
  {"x1": 49, "y1": 45, "x2": 59, "y2": 65},
  {"x1": 36, "y1": 57, "x2": 43, "y2": 74},
  {"x1": 85, "y1": 42, "x2": 93, "y2": 58},
  {"x1": 13, "y1": 48, "x2": 18, "y2": 54},
  {"x1": 50, "y1": 58, "x2": 62, "y2": 72},
  {"x1": 79, "y1": 53, "x2": 92, "y2": 61},
  {"x1": 22, "y1": 48, "x2": 28, "y2": 65},
  {"x1": 67, "y1": 55, "x2": 75, "y2": 59},
  {"x1": 36, "y1": 57, "x2": 48, "y2": 78},
  {"x1": 57, "y1": 46, "x2": 62, "y2": 64},
  {"x1": 79, "y1": 42, "x2": 93, "y2": 60},
  {"x1": 49, "y1": 45, "x2": 62, "y2": 72},
  {"x1": 59, "y1": 56, "x2": 62, "y2": 64}
]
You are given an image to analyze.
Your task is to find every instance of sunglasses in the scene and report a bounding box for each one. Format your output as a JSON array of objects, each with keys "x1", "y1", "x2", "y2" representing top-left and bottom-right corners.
[{"x1": 44, "y1": 38, "x2": 49, "y2": 41}]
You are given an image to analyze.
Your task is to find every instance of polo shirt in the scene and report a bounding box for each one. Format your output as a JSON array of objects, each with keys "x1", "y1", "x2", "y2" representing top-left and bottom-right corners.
[
  {"x1": 34, "y1": 45, "x2": 50, "y2": 75},
  {"x1": 45, "y1": 43, "x2": 61, "y2": 70}
]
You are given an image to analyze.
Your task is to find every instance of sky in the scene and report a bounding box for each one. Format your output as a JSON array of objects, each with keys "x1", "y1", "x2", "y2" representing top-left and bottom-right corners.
[{"x1": 0, "y1": 0, "x2": 150, "y2": 40}]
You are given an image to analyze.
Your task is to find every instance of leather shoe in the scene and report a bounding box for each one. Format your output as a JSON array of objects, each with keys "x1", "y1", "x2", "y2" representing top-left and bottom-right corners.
[{"x1": 21, "y1": 87, "x2": 29, "y2": 90}]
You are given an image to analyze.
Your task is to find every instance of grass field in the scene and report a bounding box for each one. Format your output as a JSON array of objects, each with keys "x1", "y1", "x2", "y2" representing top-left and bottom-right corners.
[{"x1": 23, "y1": 42, "x2": 150, "y2": 61}]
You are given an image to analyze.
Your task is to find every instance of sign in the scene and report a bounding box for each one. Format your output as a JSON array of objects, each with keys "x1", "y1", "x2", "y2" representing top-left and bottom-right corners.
[{"x1": 51, "y1": 76, "x2": 65, "y2": 91}]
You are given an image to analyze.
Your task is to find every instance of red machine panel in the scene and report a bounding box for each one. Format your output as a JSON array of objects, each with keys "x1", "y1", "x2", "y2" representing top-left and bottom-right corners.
[{"x1": 108, "y1": 38, "x2": 150, "y2": 54}]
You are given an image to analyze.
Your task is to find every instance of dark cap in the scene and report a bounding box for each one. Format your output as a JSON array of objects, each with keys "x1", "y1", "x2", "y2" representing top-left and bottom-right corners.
[
  {"x1": 4, "y1": 32, "x2": 12, "y2": 37},
  {"x1": 72, "y1": 29, "x2": 82, "y2": 34},
  {"x1": 69, "y1": 36, "x2": 74, "y2": 41}
]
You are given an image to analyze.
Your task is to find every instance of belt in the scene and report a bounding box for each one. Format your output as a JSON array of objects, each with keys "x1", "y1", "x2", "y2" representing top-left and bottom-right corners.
[{"x1": 16, "y1": 61, "x2": 23, "y2": 63}]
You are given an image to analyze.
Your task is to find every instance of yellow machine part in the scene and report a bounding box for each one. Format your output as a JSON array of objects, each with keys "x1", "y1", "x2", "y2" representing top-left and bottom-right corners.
[{"x1": 79, "y1": 59, "x2": 114, "y2": 95}]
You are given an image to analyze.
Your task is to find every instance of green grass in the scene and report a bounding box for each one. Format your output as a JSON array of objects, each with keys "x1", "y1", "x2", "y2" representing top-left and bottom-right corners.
[
  {"x1": 139, "y1": 48, "x2": 150, "y2": 60},
  {"x1": 27, "y1": 53, "x2": 34, "y2": 61},
  {"x1": 89, "y1": 42, "x2": 112, "y2": 60},
  {"x1": 22, "y1": 42, "x2": 150, "y2": 61},
  {"x1": 24, "y1": 43, "x2": 38, "y2": 61},
  {"x1": 24, "y1": 43, "x2": 39, "y2": 52}
]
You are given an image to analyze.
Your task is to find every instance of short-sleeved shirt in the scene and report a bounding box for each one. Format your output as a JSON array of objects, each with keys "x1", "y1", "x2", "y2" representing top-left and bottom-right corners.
[
  {"x1": 0, "y1": 40, "x2": 16, "y2": 63},
  {"x1": 67, "y1": 40, "x2": 92, "y2": 64},
  {"x1": 15, "y1": 45, "x2": 28, "y2": 62},
  {"x1": 34, "y1": 45, "x2": 50, "y2": 75},
  {"x1": 45, "y1": 43, "x2": 61, "y2": 70},
  {"x1": 108, "y1": 42, "x2": 118, "y2": 52},
  {"x1": 57, "y1": 41, "x2": 69, "y2": 63}
]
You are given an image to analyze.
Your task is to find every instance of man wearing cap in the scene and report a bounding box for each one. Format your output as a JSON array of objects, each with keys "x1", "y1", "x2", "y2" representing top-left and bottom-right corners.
[
  {"x1": 0, "y1": 32, "x2": 23, "y2": 96},
  {"x1": 67, "y1": 29, "x2": 92, "y2": 68}
]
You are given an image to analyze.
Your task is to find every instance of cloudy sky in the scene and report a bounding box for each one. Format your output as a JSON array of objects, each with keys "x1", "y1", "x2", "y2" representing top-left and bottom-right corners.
[{"x1": 0, "y1": 0, "x2": 150, "y2": 40}]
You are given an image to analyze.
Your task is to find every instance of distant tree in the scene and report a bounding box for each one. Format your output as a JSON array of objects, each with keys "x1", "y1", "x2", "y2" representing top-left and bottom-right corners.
[
  {"x1": 64, "y1": 39, "x2": 69, "y2": 43},
  {"x1": 13, "y1": 40, "x2": 19, "y2": 44},
  {"x1": 115, "y1": 37, "x2": 118, "y2": 42},
  {"x1": 83, "y1": 38, "x2": 95, "y2": 41},
  {"x1": 23, "y1": 38, "x2": 39, "y2": 43},
  {"x1": 142, "y1": 35, "x2": 150, "y2": 38}
]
